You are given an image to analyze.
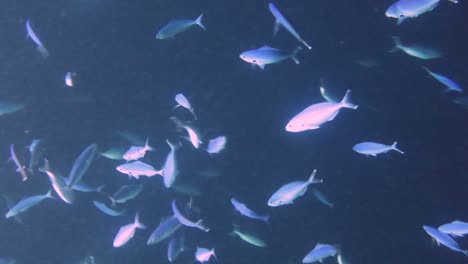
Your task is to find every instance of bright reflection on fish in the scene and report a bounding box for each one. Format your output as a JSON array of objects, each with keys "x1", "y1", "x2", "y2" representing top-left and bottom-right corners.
[
  {"x1": 231, "y1": 198, "x2": 270, "y2": 223},
  {"x1": 113, "y1": 213, "x2": 146, "y2": 247},
  {"x1": 303, "y1": 243, "x2": 339, "y2": 263},
  {"x1": 116, "y1": 161, "x2": 163, "y2": 179},
  {"x1": 423, "y1": 67, "x2": 463, "y2": 92},
  {"x1": 171, "y1": 200, "x2": 209, "y2": 232},
  {"x1": 26, "y1": 19, "x2": 49, "y2": 58},
  {"x1": 5, "y1": 190, "x2": 54, "y2": 219},
  {"x1": 205, "y1": 136, "x2": 226, "y2": 154},
  {"x1": 353, "y1": 142, "x2": 404, "y2": 156},
  {"x1": 174, "y1": 93, "x2": 197, "y2": 119},
  {"x1": 195, "y1": 247, "x2": 215, "y2": 263},
  {"x1": 240, "y1": 46, "x2": 302, "y2": 70},
  {"x1": 147, "y1": 215, "x2": 182, "y2": 246},
  {"x1": 390, "y1": 37, "x2": 442, "y2": 59}
]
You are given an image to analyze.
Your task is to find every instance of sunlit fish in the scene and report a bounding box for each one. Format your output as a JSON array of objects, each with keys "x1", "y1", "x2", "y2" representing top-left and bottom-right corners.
[
  {"x1": 66, "y1": 180, "x2": 104, "y2": 193},
  {"x1": 182, "y1": 126, "x2": 202, "y2": 149},
  {"x1": 174, "y1": 93, "x2": 197, "y2": 119},
  {"x1": 0, "y1": 100, "x2": 24, "y2": 116},
  {"x1": 10, "y1": 144, "x2": 28, "y2": 181},
  {"x1": 100, "y1": 147, "x2": 125, "y2": 160},
  {"x1": 116, "y1": 161, "x2": 163, "y2": 179},
  {"x1": 311, "y1": 188, "x2": 334, "y2": 208},
  {"x1": 268, "y1": 3, "x2": 312, "y2": 49},
  {"x1": 122, "y1": 137, "x2": 154, "y2": 161},
  {"x1": 93, "y1": 201, "x2": 125, "y2": 216},
  {"x1": 147, "y1": 215, "x2": 182, "y2": 245},
  {"x1": 172, "y1": 200, "x2": 209, "y2": 232},
  {"x1": 163, "y1": 141, "x2": 179, "y2": 188},
  {"x1": 240, "y1": 46, "x2": 301, "y2": 70},
  {"x1": 303, "y1": 243, "x2": 339, "y2": 263},
  {"x1": 231, "y1": 198, "x2": 270, "y2": 223},
  {"x1": 111, "y1": 184, "x2": 144, "y2": 205},
  {"x1": 168, "y1": 234, "x2": 186, "y2": 262},
  {"x1": 268, "y1": 170, "x2": 322, "y2": 207},
  {"x1": 423, "y1": 67, "x2": 463, "y2": 92},
  {"x1": 205, "y1": 136, "x2": 226, "y2": 154},
  {"x1": 230, "y1": 225, "x2": 267, "y2": 247},
  {"x1": 353, "y1": 141, "x2": 404, "y2": 156},
  {"x1": 195, "y1": 247, "x2": 215, "y2": 263},
  {"x1": 286, "y1": 90, "x2": 358, "y2": 132},
  {"x1": 42, "y1": 168, "x2": 75, "y2": 204},
  {"x1": 26, "y1": 19, "x2": 49, "y2": 57},
  {"x1": 5, "y1": 189, "x2": 54, "y2": 218},
  {"x1": 28, "y1": 139, "x2": 45, "y2": 174},
  {"x1": 423, "y1": 225, "x2": 468, "y2": 256},
  {"x1": 386, "y1": 0, "x2": 457, "y2": 24},
  {"x1": 438, "y1": 221, "x2": 468, "y2": 237},
  {"x1": 390, "y1": 37, "x2": 442, "y2": 59},
  {"x1": 65, "y1": 72, "x2": 76, "y2": 87},
  {"x1": 156, "y1": 14, "x2": 206, "y2": 39},
  {"x1": 67, "y1": 144, "x2": 98, "y2": 188},
  {"x1": 113, "y1": 213, "x2": 146, "y2": 247}
]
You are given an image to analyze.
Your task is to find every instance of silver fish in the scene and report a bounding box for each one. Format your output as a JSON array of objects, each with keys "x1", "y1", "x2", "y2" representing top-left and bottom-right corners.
[
  {"x1": 27, "y1": 139, "x2": 45, "y2": 174},
  {"x1": 147, "y1": 215, "x2": 182, "y2": 245},
  {"x1": 268, "y1": 170, "x2": 322, "y2": 207},
  {"x1": 113, "y1": 213, "x2": 146, "y2": 247},
  {"x1": 111, "y1": 184, "x2": 144, "y2": 205},
  {"x1": 156, "y1": 14, "x2": 206, "y2": 39},
  {"x1": 116, "y1": 161, "x2": 163, "y2": 179},
  {"x1": 390, "y1": 37, "x2": 442, "y2": 60},
  {"x1": 167, "y1": 234, "x2": 186, "y2": 262},
  {"x1": 26, "y1": 19, "x2": 49, "y2": 57},
  {"x1": 10, "y1": 144, "x2": 28, "y2": 181},
  {"x1": 231, "y1": 198, "x2": 270, "y2": 223},
  {"x1": 93, "y1": 201, "x2": 125, "y2": 216},
  {"x1": 67, "y1": 144, "x2": 98, "y2": 188},
  {"x1": 172, "y1": 200, "x2": 209, "y2": 232},
  {"x1": 5, "y1": 190, "x2": 54, "y2": 218}
]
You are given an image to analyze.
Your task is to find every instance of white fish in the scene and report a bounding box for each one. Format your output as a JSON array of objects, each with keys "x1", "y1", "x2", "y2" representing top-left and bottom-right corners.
[
  {"x1": 5, "y1": 190, "x2": 54, "y2": 218},
  {"x1": 423, "y1": 67, "x2": 463, "y2": 92},
  {"x1": 156, "y1": 14, "x2": 206, "y2": 39},
  {"x1": 239, "y1": 46, "x2": 302, "y2": 69},
  {"x1": 0, "y1": 100, "x2": 25, "y2": 116},
  {"x1": 65, "y1": 72, "x2": 76, "y2": 87},
  {"x1": 171, "y1": 200, "x2": 209, "y2": 232},
  {"x1": 43, "y1": 169, "x2": 75, "y2": 204},
  {"x1": 26, "y1": 19, "x2": 49, "y2": 58},
  {"x1": 303, "y1": 243, "x2": 339, "y2": 263},
  {"x1": 116, "y1": 161, "x2": 163, "y2": 179},
  {"x1": 10, "y1": 144, "x2": 28, "y2": 181},
  {"x1": 195, "y1": 247, "x2": 215, "y2": 263},
  {"x1": 353, "y1": 142, "x2": 404, "y2": 156},
  {"x1": 286, "y1": 90, "x2": 358, "y2": 132},
  {"x1": 205, "y1": 136, "x2": 226, "y2": 154},
  {"x1": 163, "y1": 141, "x2": 179, "y2": 188},
  {"x1": 122, "y1": 137, "x2": 154, "y2": 161},
  {"x1": 390, "y1": 37, "x2": 442, "y2": 60},
  {"x1": 423, "y1": 225, "x2": 468, "y2": 256},
  {"x1": 268, "y1": 170, "x2": 322, "y2": 207},
  {"x1": 93, "y1": 201, "x2": 125, "y2": 216},
  {"x1": 438, "y1": 220, "x2": 468, "y2": 237},
  {"x1": 27, "y1": 139, "x2": 45, "y2": 174},
  {"x1": 174, "y1": 93, "x2": 197, "y2": 119},
  {"x1": 182, "y1": 126, "x2": 202, "y2": 149},
  {"x1": 113, "y1": 213, "x2": 146, "y2": 247},
  {"x1": 386, "y1": 0, "x2": 440, "y2": 25}
]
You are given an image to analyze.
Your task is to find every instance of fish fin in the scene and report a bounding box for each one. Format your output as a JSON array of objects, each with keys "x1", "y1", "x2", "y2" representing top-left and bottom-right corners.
[
  {"x1": 194, "y1": 14, "x2": 206, "y2": 31},
  {"x1": 273, "y1": 19, "x2": 280, "y2": 36},
  {"x1": 389, "y1": 36, "x2": 402, "y2": 53},
  {"x1": 397, "y1": 16, "x2": 406, "y2": 25},
  {"x1": 134, "y1": 212, "x2": 147, "y2": 229},
  {"x1": 290, "y1": 46, "x2": 302, "y2": 64},
  {"x1": 257, "y1": 64, "x2": 265, "y2": 70},
  {"x1": 45, "y1": 189, "x2": 54, "y2": 199},
  {"x1": 391, "y1": 142, "x2": 404, "y2": 154},
  {"x1": 307, "y1": 169, "x2": 322, "y2": 184},
  {"x1": 369, "y1": 154, "x2": 377, "y2": 157},
  {"x1": 306, "y1": 125, "x2": 320, "y2": 130},
  {"x1": 340, "y1": 90, "x2": 358, "y2": 109},
  {"x1": 36, "y1": 45, "x2": 49, "y2": 58},
  {"x1": 300, "y1": 39, "x2": 312, "y2": 50},
  {"x1": 144, "y1": 137, "x2": 154, "y2": 152},
  {"x1": 259, "y1": 45, "x2": 276, "y2": 50},
  {"x1": 190, "y1": 108, "x2": 197, "y2": 120}
]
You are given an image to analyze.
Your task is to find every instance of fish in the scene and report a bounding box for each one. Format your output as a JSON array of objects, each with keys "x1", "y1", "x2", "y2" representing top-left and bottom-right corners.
[
  {"x1": 111, "y1": 184, "x2": 144, "y2": 205},
  {"x1": 205, "y1": 136, "x2": 226, "y2": 154},
  {"x1": 423, "y1": 225, "x2": 468, "y2": 256},
  {"x1": 230, "y1": 225, "x2": 268, "y2": 247},
  {"x1": 27, "y1": 139, "x2": 45, "y2": 174},
  {"x1": 390, "y1": 37, "x2": 442, "y2": 60},
  {"x1": 5, "y1": 189, "x2": 54, "y2": 218},
  {"x1": 181, "y1": 126, "x2": 202, "y2": 149},
  {"x1": 438, "y1": 220, "x2": 468, "y2": 237},
  {"x1": 66, "y1": 180, "x2": 104, "y2": 193},
  {"x1": 122, "y1": 137, "x2": 154, "y2": 161},
  {"x1": 10, "y1": 144, "x2": 28, "y2": 181},
  {"x1": 163, "y1": 141, "x2": 179, "y2": 188},
  {"x1": 285, "y1": 90, "x2": 358, "y2": 132},
  {"x1": 1, "y1": 194, "x2": 24, "y2": 224},
  {"x1": 42, "y1": 168, "x2": 75, "y2": 204},
  {"x1": 67, "y1": 144, "x2": 98, "y2": 188},
  {"x1": 303, "y1": 243, "x2": 339, "y2": 263},
  {"x1": 116, "y1": 161, "x2": 163, "y2": 179},
  {"x1": 65, "y1": 72, "x2": 76, "y2": 87},
  {"x1": 171, "y1": 200, "x2": 210, "y2": 232},
  {"x1": 231, "y1": 198, "x2": 270, "y2": 223},
  {"x1": 174, "y1": 93, "x2": 197, "y2": 119},
  {"x1": 268, "y1": 3, "x2": 312, "y2": 49},
  {"x1": 195, "y1": 247, "x2": 215, "y2": 263},
  {"x1": 113, "y1": 213, "x2": 146, "y2": 247},
  {"x1": 0, "y1": 100, "x2": 24, "y2": 116},
  {"x1": 147, "y1": 215, "x2": 182, "y2": 245},
  {"x1": 386, "y1": 0, "x2": 440, "y2": 25},
  {"x1": 93, "y1": 201, "x2": 125, "y2": 216},
  {"x1": 311, "y1": 188, "x2": 334, "y2": 208},
  {"x1": 240, "y1": 46, "x2": 302, "y2": 69},
  {"x1": 26, "y1": 19, "x2": 49, "y2": 57},
  {"x1": 100, "y1": 147, "x2": 126, "y2": 160},
  {"x1": 116, "y1": 130, "x2": 146, "y2": 146},
  {"x1": 423, "y1": 67, "x2": 463, "y2": 92},
  {"x1": 319, "y1": 79, "x2": 337, "y2": 102},
  {"x1": 268, "y1": 170, "x2": 322, "y2": 207},
  {"x1": 167, "y1": 234, "x2": 186, "y2": 262},
  {"x1": 156, "y1": 14, "x2": 206, "y2": 39},
  {"x1": 353, "y1": 141, "x2": 404, "y2": 156},
  {"x1": 453, "y1": 96, "x2": 468, "y2": 108}
]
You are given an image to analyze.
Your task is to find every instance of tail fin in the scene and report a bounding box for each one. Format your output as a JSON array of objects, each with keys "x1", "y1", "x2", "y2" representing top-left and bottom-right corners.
[
  {"x1": 144, "y1": 137, "x2": 154, "y2": 152},
  {"x1": 44, "y1": 189, "x2": 54, "y2": 199},
  {"x1": 37, "y1": 45, "x2": 49, "y2": 58},
  {"x1": 391, "y1": 142, "x2": 404, "y2": 154},
  {"x1": 390, "y1": 37, "x2": 402, "y2": 53},
  {"x1": 307, "y1": 170, "x2": 322, "y2": 184},
  {"x1": 195, "y1": 14, "x2": 206, "y2": 31},
  {"x1": 290, "y1": 46, "x2": 302, "y2": 64},
  {"x1": 340, "y1": 90, "x2": 358, "y2": 109},
  {"x1": 262, "y1": 214, "x2": 271, "y2": 223},
  {"x1": 134, "y1": 212, "x2": 147, "y2": 229}
]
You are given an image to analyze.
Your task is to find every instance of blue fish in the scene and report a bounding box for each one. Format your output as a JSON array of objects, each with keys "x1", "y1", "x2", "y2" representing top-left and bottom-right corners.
[
  {"x1": 147, "y1": 215, "x2": 182, "y2": 245},
  {"x1": 67, "y1": 144, "x2": 98, "y2": 188},
  {"x1": 424, "y1": 67, "x2": 463, "y2": 92},
  {"x1": 156, "y1": 14, "x2": 206, "y2": 39},
  {"x1": 240, "y1": 46, "x2": 302, "y2": 70},
  {"x1": 231, "y1": 198, "x2": 270, "y2": 223},
  {"x1": 5, "y1": 190, "x2": 54, "y2": 218},
  {"x1": 423, "y1": 225, "x2": 468, "y2": 256},
  {"x1": 353, "y1": 142, "x2": 404, "y2": 156},
  {"x1": 26, "y1": 19, "x2": 49, "y2": 57},
  {"x1": 438, "y1": 221, "x2": 468, "y2": 237},
  {"x1": 303, "y1": 243, "x2": 339, "y2": 263},
  {"x1": 385, "y1": 0, "x2": 457, "y2": 24},
  {"x1": 167, "y1": 234, "x2": 186, "y2": 262}
]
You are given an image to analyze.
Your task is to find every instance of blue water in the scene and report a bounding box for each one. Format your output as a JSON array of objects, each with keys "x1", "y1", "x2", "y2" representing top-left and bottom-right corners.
[{"x1": 0, "y1": 0, "x2": 467, "y2": 263}]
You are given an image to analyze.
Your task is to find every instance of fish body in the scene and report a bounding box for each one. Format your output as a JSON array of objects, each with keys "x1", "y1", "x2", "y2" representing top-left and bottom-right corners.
[
  {"x1": 172, "y1": 200, "x2": 209, "y2": 232},
  {"x1": 268, "y1": 170, "x2": 322, "y2": 207},
  {"x1": 286, "y1": 90, "x2": 358, "y2": 132},
  {"x1": 240, "y1": 46, "x2": 301, "y2": 69},
  {"x1": 43, "y1": 170, "x2": 75, "y2": 204},
  {"x1": 67, "y1": 144, "x2": 98, "y2": 188},
  {"x1": 163, "y1": 141, "x2": 179, "y2": 188},
  {"x1": 0, "y1": 100, "x2": 24, "y2": 116},
  {"x1": 122, "y1": 138, "x2": 153, "y2": 161},
  {"x1": 353, "y1": 142, "x2": 404, "y2": 156},
  {"x1": 174, "y1": 93, "x2": 197, "y2": 119},
  {"x1": 5, "y1": 190, "x2": 53, "y2": 218},
  {"x1": 147, "y1": 215, "x2": 182, "y2": 245},
  {"x1": 157, "y1": 14, "x2": 205, "y2": 39},
  {"x1": 303, "y1": 243, "x2": 339, "y2": 263},
  {"x1": 113, "y1": 213, "x2": 146, "y2": 247},
  {"x1": 231, "y1": 198, "x2": 270, "y2": 223},
  {"x1": 195, "y1": 247, "x2": 215, "y2": 263},
  {"x1": 93, "y1": 201, "x2": 125, "y2": 216},
  {"x1": 10, "y1": 144, "x2": 28, "y2": 181},
  {"x1": 231, "y1": 225, "x2": 267, "y2": 247},
  {"x1": 116, "y1": 161, "x2": 163, "y2": 179},
  {"x1": 112, "y1": 184, "x2": 144, "y2": 204},
  {"x1": 26, "y1": 19, "x2": 49, "y2": 57},
  {"x1": 182, "y1": 126, "x2": 202, "y2": 149},
  {"x1": 205, "y1": 136, "x2": 226, "y2": 154},
  {"x1": 424, "y1": 67, "x2": 463, "y2": 92},
  {"x1": 423, "y1": 225, "x2": 468, "y2": 255},
  {"x1": 67, "y1": 180, "x2": 104, "y2": 193},
  {"x1": 28, "y1": 139, "x2": 45, "y2": 174},
  {"x1": 438, "y1": 221, "x2": 468, "y2": 237},
  {"x1": 168, "y1": 234, "x2": 186, "y2": 262},
  {"x1": 391, "y1": 37, "x2": 442, "y2": 59}
]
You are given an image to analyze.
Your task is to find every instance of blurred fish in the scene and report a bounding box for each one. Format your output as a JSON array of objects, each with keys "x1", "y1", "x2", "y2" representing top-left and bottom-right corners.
[
  {"x1": 268, "y1": 170, "x2": 322, "y2": 207},
  {"x1": 0, "y1": 100, "x2": 24, "y2": 116},
  {"x1": 240, "y1": 46, "x2": 302, "y2": 69},
  {"x1": 181, "y1": 126, "x2": 202, "y2": 149},
  {"x1": 386, "y1": 0, "x2": 457, "y2": 25},
  {"x1": 27, "y1": 139, "x2": 45, "y2": 174},
  {"x1": 65, "y1": 72, "x2": 77, "y2": 87},
  {"x1": 147, "y1": 215, "x2": 182, "y2": 245},
  {"x1": 116, "y1": 161, "x2": 163, "y2": 179},
  {"x1": 174, "y1": 93, "x2": 197, "y2": 119},
  {"x1": 303, "y1": 243, "x2": 339, "y2": 263},
  {"x1": 205, "y1": 136, "x2": 226, "y2": 154},
  {"x1": 156, "y1": 14, "x2": 206, "y2": 39},
  {"x1": 93, "y1": 201, "x2": 125, "y2": 216},
  {"x1": 10, "y1": 144, "x2": 28, "y2": 181},
  {"x1": 319, "y1": 79, "x2": 338, "y2": 102},
  {"x1": 453, "y1": 96, "x2": 468, "y2": 108},
  {"x1": 172, "y1": 183, "x2": 203, "y2": 197},
  {"x1": 390, "y1": 37, "x2": 442, "y2": 59},
  {"x1": 5, "y1": 189, "x2": 54, "y2": 218},
  {"x1": 423, "y1": 225, "x2": 468, "y2": 256},
  {"x1": 100, "y1": 147, "x2": 125, "y2": 160},
  {"x1": 122, "y1": 138, "x2": 154, "y2": 161},
  {"x1": 337, "y1": 254, "x2": 351, "y2": 264},
  {"x1": 354, "y1": 57, "x2": 380, "y2": 68},
  {"x1": 163, "y1": 141, "x2": 180, "y2": 188},
  {"x1": 231, "y1": 198, "x2": 270, "y2": 223},
  {"x1": 423, "y1": 67, "x2": 463, "y2": 92},
  {"x1": 353, "y1": 141, "x2": 404, "y2": 156},
  {"x1": 438, "y1": 220, "x2": 468, "y2": 237},
  {"x1": 111, "y1": 184, "x2": 144, "y2": 205},
  {"x1": 26, "y1": 19, "x2": 49, "y2": 57},
  {"x1": 67, "y1": 144, "x2": 98, "y2": 188},
  {"x1": 172, "y1": 200, "x2": 209, "y2": 232},
  {"x1": 113, "y1": 213, "x2": 146, "y2": 247},
  {"x1": 311, "y1": 188, "x2": 334, "y2": 208},
  {"x1": 230, "y1": 225, "x2": 267, "y2": 247},
  {"x1": 168, "y1": 234, "x2": 186, "y2": 262},
  {"x1": 1, "y1": 195, "x2": 24, "y2": 224},
  {"x1": 195, "y1": 247, "x2": 215, "y2": 263},
  {"x1": 42, "y1": 167, "x2": 75, "y2": 204},
  {"x1": 116, "y1": 130, "x2": 145, "y2": 146},
  {"x1": 268, "y1": 3, "x2": 312, "y2": 49}
]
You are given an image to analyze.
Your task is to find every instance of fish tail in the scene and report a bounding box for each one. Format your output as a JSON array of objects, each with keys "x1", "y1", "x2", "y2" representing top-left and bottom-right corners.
[
  {"x1": 195, "y1": 13, "x2": 206, "y2": 31},
  {"x1": 96, "y1": 185, "x2": 106, "y2": 193},
  {"x1": 290, "y1": 46, "x2": 302, "y2": 64},
  {"x1": 307, "y1": 169, "x2": 322, "y2": 184},
  {"x1": 45, "y1": 189, "x2": 54, "y2": 199},
  {"x1": 145, "y1": 137, "x2": 154, "y2": 152},
  {"x1": 391, "y1": 142, "x2": 404, "y2": 154},
  {"x1": 134, "y1": 212, "x2": 147, "y2": 229},
  {"x1": 301, "y1": 39, "x2": 312, "y2": 50},
  {"x1": 389, "y1": 36, "x2": 402, "y2": 52},
  {"x1": 340, "y1": 90, "x2": 358, "y2": 109},
  {"x1": 262, "y1": 214, "x2": 271, "y2": 223},
  {"x1": 36, "y1": 45, "x2": 49, "y2": 58}
]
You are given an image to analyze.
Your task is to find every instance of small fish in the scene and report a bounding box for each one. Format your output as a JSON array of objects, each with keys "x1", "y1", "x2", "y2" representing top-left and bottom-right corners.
[
  {"x1": 181, "y1": 126, "x2": 202, "y2": 149},
  {"x1": 27, "y1": 139, "x2": 45, "y2": 174},
  {"x1": 116, "y1": 161, "x2": 163, "y2": 179},
  {"x1": 172, "y1": 200, "x2": 210, "y2": 232},
  {"x1": 157, "y1": 14, "x2": 206, "y2": 39},
  {"x1": 390, "y1": 37, "x2": 442, "y2": 60},
  {"x1": 353, "y1": 141, "x2": 404, "y2": 156},
  {"x1": 205, "y1": 136, "x2": 226, "y2": 154},
  {"x1": 174, "y1": 93, "x2": 197, "y2": 119},
  {"x1": 5, "y1": 190, "x2": 54, "y2": 218},
  {"x1": 337, "y1": 254, "x2": 351, "y2": 264},
  {"x1": 10, "y1": 144, "x2": 28, "y2": 181},
  {"x1": 0, "y1": 100, "x2": 24, "y2": 116},
  {"x1": 231, "y1": 198, "x2": 270, "y2": 223},
  {"x1": 100, "y1": 147, "x2": 125, "y2": 160},
  {"x1": 163, "y1": 141, "x2": 179, "y2": 188},
  {"x1": 42, "y1": 168, "x2": 75, "y2": 204},
  {"x1": 65, "y1": 72, "x2": 76, "y2": 87},
  {"x1": 195, "y1": 247, "x2": 215, "y2": 263},
  {"x1": 122, "y1": 138, "x2": 154, "y2": 161},
  {"x1": 423, "y1": 67, "x2": 463, "y2": 92},
  {"x1": 111, "y1": 184, "x2": 144, "y2": 205},
  {"x1": 26, "y1": 19, "x2": 49, "y2": 57},
  {"x1": 93, "y1": 201, "x2": 125, "y2": 216},
  {"x1": 113, "y1": 213, "x2": 146, "y2": 247},
  {"x1": 453, "y1": 96, "x2": 468, "y2": 108},
  {"x1": 268, "y1": 170, "x2": 322, "y2": 207},
  {"x1": 286, "y1": 90, "x2": 358, "y2": 132},
  {"x1": 268, "y1": 3, "x2": 312, "y2": 49},
  {"x1": 438, "y1": 220, "x2": 468, "y2": 237},
  {"x1": 147, "y1": 215, "x2": 182, "y2": 245},
  {"x1": 311, "y1": 188, "x2": 334, "y2": 208},
  {"x1": 230, "y1": 225, "x2": 268, "y2": 247},
  {"x1": 303, "y1": 243, "x2": 339, "y2": 263},
  {"x1": 168, "y1": 234, "x2": 186, "y2": 262},
  {"x1": 423, "y1": 225, "x2": 468, "y2": 256},
  {"x1": 240, "y1": 46, "x2": 302, "y2": 69},
  {"x1": 67, "y1": 144, "x2": 98, "y2": 188}
]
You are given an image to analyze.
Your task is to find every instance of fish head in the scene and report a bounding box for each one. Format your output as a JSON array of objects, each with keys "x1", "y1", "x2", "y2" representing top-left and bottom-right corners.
[
  {"x1": 116, "y1": 165, "x2": 127, "y2": 174},
  {"x1": 385, "y1": 3, "x2": 401, "y2": 18},
  {"x1": 239, "y1": 51, "x2": 259, "y2": 64},
  {"x1": 267, "y1": 196, "x2": 285, "y2": 207},
  {"x1": 285, "y1": 118, "x2": 314, "y2": 132}
]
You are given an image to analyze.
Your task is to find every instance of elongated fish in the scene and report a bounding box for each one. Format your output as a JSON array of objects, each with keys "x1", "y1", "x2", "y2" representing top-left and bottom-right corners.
[
  {"x1": 423, "y1": 225, "x2": 468, "y2": 256},
  {"x1": 423, "y1": 67, "x2": 463, "y2": 92},
  {"x1": 168, "y1": 234, "x2": 186, "y2": 262},
  {"x1": 174, "y1": 93, "x2": 197, "y2": 119},
  {"x1": 303, "y1": 243, "x2": 339, "y2": 263},
  {"x1": 438, "y1": 220, "x2": 468, "y2": 237},
  {"x1": 172, "y1": 200, "x2": 209, "y2": 232},
  {"x1": 181, "y1": 126, "x2": 202, "y2": 149},
  {"x1": 240, "y1": 46, "x2": 301, "y2": 69},
  {"x1": 0, "y1": 100, "x2": 24, "y2": 116},
  {"x1": 268, "y1": 170, "x2": 322, "y2": 207},
  {"x1": 205, "y1": 136, "x2": 226, "y2": 154},
  {"x1": 163, "y1": 141, "x2": 180, "y2": 188},
  {"x1": 116, "y1": 161, "x2": 163, "y2": 179},
  {"x1": 353, "y1": 142, "x2": 404, "y2": 156},
  {"x1": 230, "y1": 225, "x2": 267, "y2": 247},
  {"x1": 386, "y1": 0, "x2": 440, "y2": 24},
  {"x1": 113, "y1": 213, "x2": 146, "y2": 247},
  {"x1": 67, "y1": 144, "x2": 98, "y2": 188},
  {"x1": 5, "y1": 190, "x2": 54, "y2": 218},
  {"x1": 268, "y1": 3, "x2": 312, "y2": 49},
  {"x1": 26, "y1": 19, "x2": 49, "y2": 57},
  {"x1": 93, "y1": 201, "x2": 125, "y2": 216},
  {"x1": 10, "y1": 144, "x2": 28, "y2": 181},
  {"x1": 28, "y1": 139, "x2": 45, "y2": 174},
  {"x1": 231, "y1": 198, "x2": 270, "y2": 223},
  {"x1": 195, "y1": 247, "x2": 215, "y2": 263},
  {"x1": 147, "y1": 215, "x2": 182, "y2": 245},
  {"x1": 390, "y1": 37, "x2": 442, "y2": 60},
  {"x1": 111, "y1": 184, "x2": 144, "y2": 205},
  {"x1": 122, "y1": 138, "x2": 154, "y2": 161},
  {"x1": 157, "y1": 14, "x2": 206, "y2": 39}
]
